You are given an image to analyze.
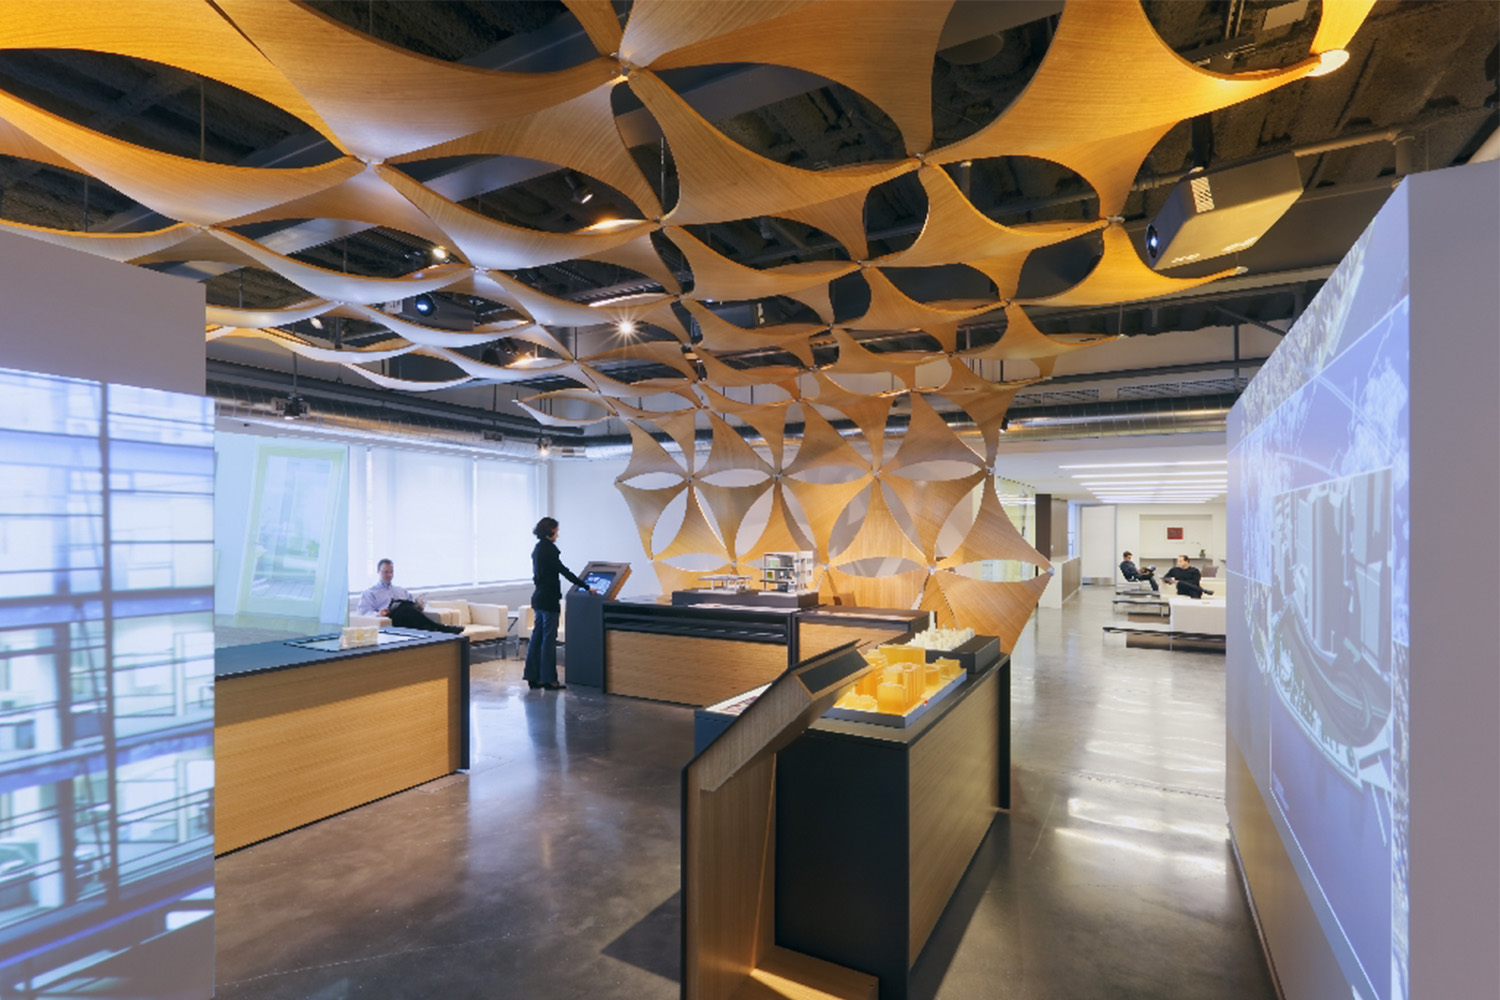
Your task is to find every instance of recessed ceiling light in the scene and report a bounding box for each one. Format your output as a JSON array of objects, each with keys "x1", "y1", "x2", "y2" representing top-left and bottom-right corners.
[
  {"x1": 1308, "y1": 48, "x2": 1350, "y2": 77},
  {"x1": 431, "y1": 246, "x2": 449, "y2": 261}
]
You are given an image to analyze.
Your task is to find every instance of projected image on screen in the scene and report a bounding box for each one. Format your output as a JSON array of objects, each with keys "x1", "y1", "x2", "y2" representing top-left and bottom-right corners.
[
  {"x1": 1228, "y1": 189, "x2": 1409, "y2": 1000},
  {"x1": 0, "y1": 367, "x2": 214, "y2": 998},
  {"x1": 214, "y1": 432, "x2": 349, "y2": 645}
]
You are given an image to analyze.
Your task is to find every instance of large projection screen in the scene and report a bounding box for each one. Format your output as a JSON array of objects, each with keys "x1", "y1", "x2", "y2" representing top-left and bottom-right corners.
[
  {"x1": 214, "y1": 431, "x2": 350, "y2": 645},
  {"x1": 1227, "y1": 188, "x2": 1409, "y2": 1000},
  {"x1": 0, "y1": 367, "x2": 215, "y2": 998}
]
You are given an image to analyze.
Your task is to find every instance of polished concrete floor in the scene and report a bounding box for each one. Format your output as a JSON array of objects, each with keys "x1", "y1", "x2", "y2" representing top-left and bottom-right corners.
[{"x1": 215, "y1": 588, "x2": 1276, "y2": 1000}]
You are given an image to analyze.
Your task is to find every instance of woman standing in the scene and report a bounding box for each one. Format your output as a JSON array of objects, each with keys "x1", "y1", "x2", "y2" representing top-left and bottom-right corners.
[{"x1": 524, "y1": 516, "x2": 585, "y2": 691}]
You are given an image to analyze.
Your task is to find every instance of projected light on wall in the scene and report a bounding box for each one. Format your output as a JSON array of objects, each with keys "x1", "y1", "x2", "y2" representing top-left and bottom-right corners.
[
  {"x1": 0, "y1": 367, "x2": 214, "y2": 998},
  {"x1": 1228, "y1": 189, "x2": 1410, "y2": 1000},
  {"x1": 214, "y1": 431, "x2": 350, "y2": 646}
]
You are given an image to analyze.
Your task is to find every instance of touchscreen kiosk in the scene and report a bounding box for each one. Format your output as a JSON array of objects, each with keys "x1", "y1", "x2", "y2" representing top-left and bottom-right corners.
[{"x1": 578, "y1": 561, "x2": 631, "y2": 600}]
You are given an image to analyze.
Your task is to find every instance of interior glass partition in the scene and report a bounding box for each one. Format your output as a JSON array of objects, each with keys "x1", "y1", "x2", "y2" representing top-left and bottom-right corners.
[{"x1": 0, "y1": 367, "x2": 214, "y2": 998}]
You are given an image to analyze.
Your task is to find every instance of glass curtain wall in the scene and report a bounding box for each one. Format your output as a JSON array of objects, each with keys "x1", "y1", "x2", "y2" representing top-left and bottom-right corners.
[{"x1": 347, "y1": 445, "x2": 542, "y2": 591}]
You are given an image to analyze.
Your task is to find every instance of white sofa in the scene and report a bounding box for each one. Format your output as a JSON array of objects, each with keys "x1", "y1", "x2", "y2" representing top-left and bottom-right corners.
[
  {"x1": 350, "y1": 600, "x2": 508, "y2": 644},
  {"x1": 425, "y1": 600, "x2": 509, "y2": 643}
]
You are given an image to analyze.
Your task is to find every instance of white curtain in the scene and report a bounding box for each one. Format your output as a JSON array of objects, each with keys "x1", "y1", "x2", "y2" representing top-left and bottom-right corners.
[{"x1": 349, "y1": 445, "x2": 541, "y2": 590}]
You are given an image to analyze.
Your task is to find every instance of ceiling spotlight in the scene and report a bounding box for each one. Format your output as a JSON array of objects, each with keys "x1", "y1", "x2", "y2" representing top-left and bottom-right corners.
[
  {"x1": 565, "y1": 173, "x2": 593, "y2": 205},
  {"x1": 412, "y1": 293, "x2": 436, "y2": 317},
  {"x1": 537, "y1": 436, "x2": 553, "y2": 458},
  {"x1": 431, "y1": 245, "x2": 449, "y2": 261},
  {"x1": 281, "y1": 395, "x2": 309, "y2": 421},
  {"x1": 309, "y1": 316, "x2": 324, "y2": 330},
  {"x1": 1308, "y1": 48, "x2": 1350, "y2": 77},
  {"x1": 617, "y1": 320, "x2": 637, "y2": 336}
]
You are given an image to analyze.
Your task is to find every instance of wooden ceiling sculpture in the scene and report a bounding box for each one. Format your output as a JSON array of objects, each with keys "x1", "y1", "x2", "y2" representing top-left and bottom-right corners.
[{"x1": 0, "y1": 0, "x2": 1372, "y2": 649}]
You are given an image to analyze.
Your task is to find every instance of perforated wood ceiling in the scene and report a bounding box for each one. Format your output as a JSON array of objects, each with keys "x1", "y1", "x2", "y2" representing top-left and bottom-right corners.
[{"x1": 0, "y1": 0, "x2": 1378, "y2": 637}]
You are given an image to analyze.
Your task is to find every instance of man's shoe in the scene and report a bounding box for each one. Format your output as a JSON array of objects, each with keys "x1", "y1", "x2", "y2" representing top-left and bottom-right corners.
[
  {"x1": 1203, "y1": 588, "x2": 1215, "y2": 595},
  {"x1": 543, "y1": 682, "x2": 567, "y2": 691},
  {"x1": 527, "y1": 681, "x2": 541, "y2": 690}
]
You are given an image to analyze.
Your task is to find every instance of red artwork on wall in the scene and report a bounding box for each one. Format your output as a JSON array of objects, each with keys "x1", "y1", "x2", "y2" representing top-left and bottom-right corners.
[{"x1": 1166, "y1": 527, "x2": 1184, "y2": 540}]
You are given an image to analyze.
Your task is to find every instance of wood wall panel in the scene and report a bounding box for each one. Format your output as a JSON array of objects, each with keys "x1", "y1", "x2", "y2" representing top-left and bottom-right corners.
[
  {"x1": 797, "y1": 621, "x2": 900, "y2": 661},
  {"x1": 606, "y1": 630, "x2": 786, "y2": 706},
  {"x1": 215, "y1": 643, "x2": 463, "y2": 854},
  {"x1": 907, "y1": 669, "x2": 999, "y2": 958}
]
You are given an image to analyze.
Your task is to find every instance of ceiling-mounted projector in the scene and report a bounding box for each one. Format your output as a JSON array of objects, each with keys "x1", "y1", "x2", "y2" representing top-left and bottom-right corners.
[{"x1": 1144, "y1": 152, "x2": 1303, "y2": 270}]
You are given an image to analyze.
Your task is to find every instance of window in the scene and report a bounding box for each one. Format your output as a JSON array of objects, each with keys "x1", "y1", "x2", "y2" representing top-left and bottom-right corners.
[{"x1": 348, "y1": 445, "x2": 542, "y2": 590}]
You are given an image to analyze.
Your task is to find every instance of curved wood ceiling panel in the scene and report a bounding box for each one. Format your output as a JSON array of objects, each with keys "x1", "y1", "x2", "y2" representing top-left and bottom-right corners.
[
  {"x1": 938, "y1": 479, "x2": 1049, "y2": 571},
  {"x1": 215, "y1": 0, "x2": 617, "y2": 161},
  {"x1": 379, "y1": 165, "x2": 654, "y2": 271},
  {"x1": 697, "y1": 480, "x2": 773, "y2": 559},
  {"x1": 0, "y1": 219, "x2": 197, "y2": 263},
  {"x1": 388, "y1": 81, "x2": 662, "y2": 220},
  {"x1": 207, "y1": 325, "x2": 412, "y2": 364},
  {"x1": 884, "y1": 393, "x2": 983, "y2": 474},
  {"x1": 826, "y1": 564, "x2": 928, "y2": 612},
  {"x1": 207, "y1": 230, "x2": 468, "y2": 304},
  {"x1": 930, "y1": 1, "x2": 1319, "y2": 168},
  {"x1": 695, "y1": 348, "x2": 803, "y2": 388},
  {"x1": 655, "y1": 486, "x2": 729, "y2": 561},
  {"x1": 648, "y1": 409, "x2": 701, "y2": 473},
  {"x1": 1021, "y1": 224, "x2": 1236, "y2": 308},
  {"x1": 224, "y1": 165, "x2": 455, "y2": 248},
  {"x1": 779, "y1": 190, "x2": 870, "y2": 261},
  {"x1": 782, "y1": 403, "x2": 867, "y2": 478},
  {"x1": 582, "y1": 340, "x2": 697, "y2": 380},
  {"x1": 579, "y1": 234, "x2": 682, "y2": 294},
  {"x1": 627, "y1": 68, "x2": 914, "y2": 225},
  {"x1": 562, "y1": 0, "x2": 627, "y2": 59},
  {"x1": 825, "y1": 328, "x2": 932, "y2": 389},
  {"x1": 876, "y1": 167, "x2": 1104, "y2": 269},
  {"x1": 0, "y1": 0, "x2": 339, "y2": 143},
  {"x1": 935, "y1": 363, "x2": 1030, "y2": 465},
  {"x1": 830, "y1": 480, "x2": 925, "y2": 568},
  {"x1": 962, "y1": 303, "x2": 1114, "y2": 373},
  {"x1": 924, "y1": 570, "x2": 1052, "y2": 652},
  {"x1": 697, "y1": 413, "x2": 774, "y2": 480},
  {"x1": 783, "y1": 474, "x2": 871, "y2": 563},
  {"x1": 616, "y1": 479, "x2": 688, "y2": 557},
  {"x1": 884, "y1": 468, "x2": 985, "y2": 564},
  {"x1": 468, "y1": 269, "x2": 610, "y2": 327},
  {"x1": 726, "y1": 404, "x2": 791, "y2": 470},
  {"x1": 849, "y1": 267, "x2": 1000, "y2": 341},
  {"x1": 206, "y1": 300, "x2": 333, "y2": 329},
  {"x1": 738, "y1": 483, "x2": 814, "y2": 566},
  {"x1": 619, "y1": 421, "x2": 688, "y2": 481},
  {"x1": 0, "y1": 90, "x2": 362, "y2": 226},
  {"x1": 652, "y1": 560, "x2": 732, "y2": 597},
  {"x1": 339, "y1": 364, "x2": 472, "y2": 392},
  {"x1": 515, "y1": 389, "x2": 617, "y2": 426},
  {"x1": 1313, "y1": 1, "x2": 1378, "y2": 54},
  {"x1": 640, "y1": 0, "x2": 953, "y2": 155},
  {"x1": 0, "y1": 115, "x2": 82, "y2": 173},
  {"x1": 682, "y1": 301, "x2": 821, "y2": 368},
  {"x1": 666, "y1": 226, "x2": 856, "y2": 302},
  {"x1": 809, "y1": 373, "x2": 896, "y2": 463}
]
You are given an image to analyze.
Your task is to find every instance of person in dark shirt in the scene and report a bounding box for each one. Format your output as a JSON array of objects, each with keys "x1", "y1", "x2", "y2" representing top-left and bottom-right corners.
[
  {"x1": 1161, "y1": 554, "x2": 1214, "y2": 599},
  {"x1": 1119, "y1": 551, "x2": 1158, "y2": 592},
  {"x1": 524, "y1": 516, "x2": 586, "y2": 691}
]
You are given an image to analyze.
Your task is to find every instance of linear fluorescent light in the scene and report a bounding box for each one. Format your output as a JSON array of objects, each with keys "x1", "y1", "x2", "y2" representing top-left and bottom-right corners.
[
  {"x1": 1060, "y1": 460, "x2": 1226, "y2": 469},
  {"x1": 588, "y1": 291, "x2": 662, "y2": 307},
  {"x1": 1074, "y1": 470, "x2": 1232, "y2": 479}
]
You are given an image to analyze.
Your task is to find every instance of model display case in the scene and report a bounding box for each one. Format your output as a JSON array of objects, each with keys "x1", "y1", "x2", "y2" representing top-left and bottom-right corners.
[
  {"x1": 759, "y1": 550, "x2": 815, "y2": 593},
  {"x1": 826, "y1": 643, "x2": 967, "y2": 728}
]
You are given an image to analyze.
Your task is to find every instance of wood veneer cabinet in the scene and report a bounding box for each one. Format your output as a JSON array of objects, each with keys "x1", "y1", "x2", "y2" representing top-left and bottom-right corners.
[
  {"x1": 773, "y1": 657, "x2": 1009, "y2": 1000},
  {"x1": 214, "y1": 631, "x2": 468, "y2": 854}
]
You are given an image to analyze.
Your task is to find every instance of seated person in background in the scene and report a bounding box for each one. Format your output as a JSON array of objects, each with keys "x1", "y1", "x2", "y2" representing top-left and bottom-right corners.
[
  {"x1": 357, "y1": 558, "x2": 463, "y2": 634},
  {"x1": 1119, "y1": 551, "x2": 1158, "y2": 592},
  {"x1": 1161, "y1": 554, "x2": 1214, "y2": 599}
]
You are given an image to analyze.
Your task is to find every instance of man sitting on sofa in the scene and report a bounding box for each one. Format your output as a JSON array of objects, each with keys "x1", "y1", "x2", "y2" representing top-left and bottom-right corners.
[
  {"x1": 1119, "y1": 551, "x2": 1158, "y2": 592},
  {"x1": 1161, "y1": 554, "x2": 1215, "y2": 599},
  {"x1": 357, "y1": 558, "x2": 463, "y2": 633}
]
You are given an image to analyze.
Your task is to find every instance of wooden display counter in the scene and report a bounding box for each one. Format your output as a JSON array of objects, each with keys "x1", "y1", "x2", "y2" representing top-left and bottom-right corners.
[
  {"x1": 774, "y1": 654, "x2": 1011, "y2": 1000},
  {"x1": 214, "y1": 629, "x2": 469, "y2": 854},
  {"x1": 565, "y1": 595, "x2": 928, "y2": 707}
]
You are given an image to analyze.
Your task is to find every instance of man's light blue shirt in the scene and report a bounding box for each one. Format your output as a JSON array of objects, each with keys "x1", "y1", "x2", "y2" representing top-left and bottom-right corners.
[{"x1": 358, "y1": 580, "x2": 414, "y2": 616}]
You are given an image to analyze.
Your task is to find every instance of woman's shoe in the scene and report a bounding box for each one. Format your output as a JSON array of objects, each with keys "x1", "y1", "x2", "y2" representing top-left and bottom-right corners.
[
  {"x1": 527, "y1": 681, "x2": 541, "y2": 690},
  {"x1": 543, "y1": 682, "x2": 566, "y2": 691}
]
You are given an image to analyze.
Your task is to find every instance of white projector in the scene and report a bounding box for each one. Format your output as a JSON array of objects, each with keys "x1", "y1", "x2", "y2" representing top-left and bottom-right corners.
[{"x1": 1145, "y1": 152, "x2": 1304, "y2": 270}]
